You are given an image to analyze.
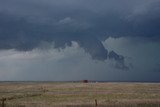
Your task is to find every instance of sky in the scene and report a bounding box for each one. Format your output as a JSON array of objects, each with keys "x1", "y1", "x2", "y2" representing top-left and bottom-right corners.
[{"x1": 0, "y1": 0, "x2": 160, "y2": 81}]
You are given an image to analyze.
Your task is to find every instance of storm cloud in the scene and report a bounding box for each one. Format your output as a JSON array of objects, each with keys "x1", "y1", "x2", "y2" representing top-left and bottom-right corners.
[
  {"x1": 0, "y1": 1, "x2": 160, "y2": 56},
  {"x1": 0, "y1": 0, "x2": 160, "y2": 80},
  {"x1": 0, "y1": 38, "x2": 160, "y2": 81}
]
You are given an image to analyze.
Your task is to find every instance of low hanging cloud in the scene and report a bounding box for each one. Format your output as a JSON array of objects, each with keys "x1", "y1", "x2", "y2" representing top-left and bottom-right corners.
[
  {"x1": 0, "y1": 38, "x2": 160, "y2": 81},
  {"x1": 0, "y1": 42, "x2": 122, "y2": 81},
  {"x1": 0, "y1": 0, "x2": 160, "y2": 74}
]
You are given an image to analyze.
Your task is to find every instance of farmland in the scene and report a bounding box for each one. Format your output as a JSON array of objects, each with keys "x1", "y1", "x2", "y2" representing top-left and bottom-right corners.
[{"x1": 0, "y1": 82, "x2": 160, "y2": 107}]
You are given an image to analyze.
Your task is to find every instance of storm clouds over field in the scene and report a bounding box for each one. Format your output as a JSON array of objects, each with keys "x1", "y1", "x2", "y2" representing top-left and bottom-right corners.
[{"x1": 0, "y1": 0, "x2": 160, "y2": 81}]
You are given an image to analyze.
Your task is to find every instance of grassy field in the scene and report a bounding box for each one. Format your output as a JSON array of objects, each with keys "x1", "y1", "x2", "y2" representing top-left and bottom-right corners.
[{"x1": 0, "y1": 82, "x2": 160, "y2": 107}]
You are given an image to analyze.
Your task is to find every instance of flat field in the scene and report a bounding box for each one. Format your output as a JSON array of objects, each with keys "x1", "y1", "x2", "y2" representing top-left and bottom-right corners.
[{"x1": 0, "y1": 82, "x2": 160, "y2": 107}]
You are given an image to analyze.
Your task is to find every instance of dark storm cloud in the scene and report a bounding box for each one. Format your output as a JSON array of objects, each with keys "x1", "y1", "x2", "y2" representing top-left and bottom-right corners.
[
  {"x1": 0, "y1": 0, "x2": 160, "y2": 66},
  {"x1": 108, "y1": 51, "x2": 129, "y2": 70}
]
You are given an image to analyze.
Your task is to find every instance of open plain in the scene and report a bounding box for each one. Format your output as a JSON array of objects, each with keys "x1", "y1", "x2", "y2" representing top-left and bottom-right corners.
[{"x1": 0, "y1": 82, "x2": 160, "y2": 107}]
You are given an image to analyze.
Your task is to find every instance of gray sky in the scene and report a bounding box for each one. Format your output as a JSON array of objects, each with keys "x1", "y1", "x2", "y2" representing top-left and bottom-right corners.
[{"x1": 0, "y1": 0, "x2": 160, "y2": 81}]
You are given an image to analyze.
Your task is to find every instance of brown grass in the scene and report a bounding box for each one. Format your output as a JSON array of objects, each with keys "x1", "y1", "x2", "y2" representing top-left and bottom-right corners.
[{"x1": 0, "y1": 82, "x2": 160, "y2": 107}]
